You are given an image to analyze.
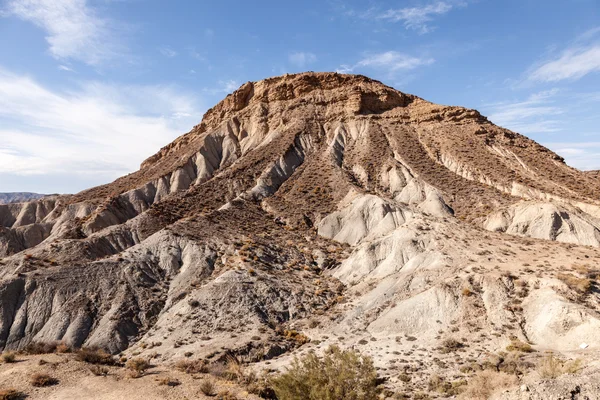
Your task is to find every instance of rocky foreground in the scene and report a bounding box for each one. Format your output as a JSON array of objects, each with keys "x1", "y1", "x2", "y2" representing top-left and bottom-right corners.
[{"x1": 1, "y1": 72, "x2": 599, "y2": 399}]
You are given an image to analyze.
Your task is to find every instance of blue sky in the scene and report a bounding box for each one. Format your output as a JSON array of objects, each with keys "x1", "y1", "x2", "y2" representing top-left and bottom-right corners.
[{"x1": 1, "y1": 0, "x2": 599, "y2": 194}]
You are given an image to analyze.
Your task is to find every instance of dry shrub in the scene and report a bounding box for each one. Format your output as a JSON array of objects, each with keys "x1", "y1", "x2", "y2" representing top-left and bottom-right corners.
[
  {"x1": 557, "y1": 273, "x2": 592, "y2": 294},
  {"x1": 0, "y1": 389, "x2": 25, "y2": 400},
  {"x1": 216, "y1": 390, "x2": 237, "y2": 400},
  {"x1": 270, "y1": 345, "x2": 380, "y2": 400},
  {"x1": 1, "y1": 352, "x2": 16, "y2": 363},
  {"x1": 156, "y1": 377, "x2": 180, "y2": 386},
  {"x1": 126, "y1": 358, "x2": 150, "y2": 378},
  {"x1": 459, "y1": 370, "x2": 518, "y2": 400},
  {"x1": 440, "y1": 338, "x2": 464, "y2": 353},
  {"x1": 200, "y1": 379, "x2": 216, "y2": 396},
  {"x1": 75, "y1": 347, "x2": 115, "y2": 365},
  {"x1": 174, "y1": 358, "x2": 209, "y2": 374},
  {"x1": 89, "y1": 365, "x2": 109, "y2": 376},
  {"x1": 505, "y1": 340, "x2": 533, "y2": 353},
  {"x1": 30, "y1": 373, "x2": 58, "y2": 387},
  {"x1": 23, "y1": 341, "x2": 58, "y2": 355},
  {"x1": 537, "y1": 354, "x2": 582, "y2": 379}
]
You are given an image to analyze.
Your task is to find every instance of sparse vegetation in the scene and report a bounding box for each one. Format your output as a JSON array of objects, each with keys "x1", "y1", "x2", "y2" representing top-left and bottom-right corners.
[
  {"x1": 200, "y1": 379, "x2": 216, "y2": 396},
  {"x1": 174, "y1": 358, "x2": 209, "y2": 374},
  {"x1": 506, "y1": 340, "x2": 534, "y2": 353},
  {"x1": 0, "y1": 389, "x2": 25, "y2": 400},
  {"x1": 89, "y1": 365, "x2": 110, "y2": 376},
  {"x1": 156, "y1": 377, "x2": 180, "y2": 386},
  {"x1": 537, "y1": 353, "x2": 582, "y2": 379},
  {"x1": 30, "y1": 373, "x2": 58, "y2": 387},
  {"x1": 557, "y1": 273, "x2": 592, "y2": 294},
  {"x1": 1, "y1": 352, "x2": 16, "y2": 363},
  {"x1": 459, "y1": 370, "x2": 518, "y2": 400},
  {"x1": 75, "y1": 347, "x2": 115, "y2": 365},
  {"x1": 126, "y1": 357, "x2": 151, "y2": 378},
  {"x1": 270, "y1": 345, "x2": 380, "y2": 400}
]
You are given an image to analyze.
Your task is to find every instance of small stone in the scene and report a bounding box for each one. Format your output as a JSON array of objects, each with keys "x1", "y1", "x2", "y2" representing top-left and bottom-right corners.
[{"x1": 520, "y1": 384, "x2": 529, "y2": 392}]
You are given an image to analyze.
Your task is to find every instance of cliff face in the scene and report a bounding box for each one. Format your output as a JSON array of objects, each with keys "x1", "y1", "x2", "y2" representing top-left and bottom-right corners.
[{"x1": 0, "y1": 72, "x2": 599, "y2": 393}]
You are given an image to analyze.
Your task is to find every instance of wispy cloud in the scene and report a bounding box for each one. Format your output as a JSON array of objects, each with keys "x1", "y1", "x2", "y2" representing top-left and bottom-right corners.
[
  {"x1": 4, "y1": 0, "x2": 122, "y2": 66},
  {"x1": 542, "y1": 141, "x2": 600, "y2": 171},
  {"x1": 528, "y1": 27, "x2": 600, "y2": 82},
  {"x1": 159, "y1": 46, "x2": 178, "y2": 58},
  {"x1": 339, "y1": 51, "x2": 434, "y2": 74},
  {"x1": 376, "y1": 2, "x2": 456, "y2": 34},
  {"x1": 337, "y1": 1, "x2": 465, "y2": 34},
  {"x1": 288, "y1": 52, "x2": 317, "y2": 68},
  {"x1": 0, "y1": 68, "x2": 203, "y2": 183},
  {"x1": 529, "y1": 45, "x2": 600, "y2": 82},
  {"x1": 484, "y1": 89, "x2": 563, "y2": 134},
  {"x1": 58, "y1": 64, "x2": 74, "y2": 72}
]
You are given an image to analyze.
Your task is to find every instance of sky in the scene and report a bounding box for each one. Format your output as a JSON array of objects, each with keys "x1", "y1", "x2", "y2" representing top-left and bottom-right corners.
[{"x1": 0, "y1": 0, "x2": 599, "y2": 194}]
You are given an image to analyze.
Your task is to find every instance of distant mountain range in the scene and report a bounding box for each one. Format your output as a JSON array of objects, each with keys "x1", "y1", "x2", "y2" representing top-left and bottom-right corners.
[{"x1": 0, "y1": 192, "x2": 46, "y2": 204}]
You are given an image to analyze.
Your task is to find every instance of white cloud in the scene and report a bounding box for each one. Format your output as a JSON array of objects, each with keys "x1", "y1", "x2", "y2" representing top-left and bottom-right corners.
[
  {"x1": 288, "y1": 52, "x2": 317, "y2": 68},
  {"x1": 529, "y1": 45, "x2": 600, "y2": 82},
  {"x1": 4, "y1": 0, "x2": 121, "y2": 65},
  {"x1": 543, "y1": 141, "x2": 600, "y2": 171},
  {"x1": 159, "y1": 46, "x2": 178, "y2": 58},
  {"x1": 484, "y1": 89, "x2": 563, "y2": 134},
  {"x1": 340, "y1": 51, "x2": 434, "y2": 74},
  {"x1": 0, "y1": 68, "x2": 203, "y2": 182},
  {"x1": 377, "y1": 2, "x2": 454, "y2": 34},
  {"x1": 58, "y1": 65, "x2": 74, "y2": 72}
]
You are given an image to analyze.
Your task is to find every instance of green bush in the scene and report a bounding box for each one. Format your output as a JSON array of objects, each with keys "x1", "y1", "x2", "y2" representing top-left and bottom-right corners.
[{"x1": 270, "y1": 345, "x2": 380, "y2": 400}]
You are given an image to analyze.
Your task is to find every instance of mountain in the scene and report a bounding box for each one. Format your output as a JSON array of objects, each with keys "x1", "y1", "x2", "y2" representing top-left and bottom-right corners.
[
  {"x1": 0, "y1": 192, "x2": 46, "y2": 204},
  {"x1": 1, "y1": 72, "x2": 599, "y2": 398}
]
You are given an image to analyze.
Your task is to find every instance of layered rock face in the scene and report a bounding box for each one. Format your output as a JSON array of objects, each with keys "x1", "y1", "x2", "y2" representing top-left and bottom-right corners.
[{"x1": 1, "y1": 72, "x2": 599, "y2": 393}]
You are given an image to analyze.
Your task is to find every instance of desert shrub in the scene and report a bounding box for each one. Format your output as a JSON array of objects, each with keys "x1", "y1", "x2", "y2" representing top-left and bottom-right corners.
[
  {"x1": 1, "y1": 352, "x2": 16, "y2": 363},
  {"x1": 537, "y1": 354, "x2": 582, "y2": 379},
  {"x1": 0, "y1": 389, "x2": 25, "y2": 400},
  {"x1": 22, "y1": 341, "x2": 58, "y2": 355},
  {"x1": 557, "y1": 273, "x2": 592, "y2": 294},
  {"x1": 55, "y1": 342, "x2": 72, "y2": 353},
  {"x1": 440, "y1": 338, "x2": 464, "y2": 353},
  {"x1": 89, "y1": 365, "x2": 110, "y2": 376},
  {"x1": 30, "y1": 373, "x2": 58, "y2": 387},
  {"x1": 75, "y1": 347, "x2": 115, "y2": 365},
  {"x1": 174, "y1": 358, "x2": 209, "y2": 374},
  {"x1": 505, "y1": 340, "x2": 533, "y2": 353},
  {"x1": 126, "y1": 358, "x2": 150, "y2": 378},
  {"x1": 156, "y1": 377, "x2": 180, "y2": 386},
  {"x1": 459, "y1": 370, "x2": 518, "y2": 400},
  {"x1": 199, "y1": 379, "x2": 216, "y2": 396},
  {"x1": 270, "y1": 345, "x2": 380, "y2": 400},
  {"x1": 216, "y1": 390, "x2": 237, "y2": 400}
]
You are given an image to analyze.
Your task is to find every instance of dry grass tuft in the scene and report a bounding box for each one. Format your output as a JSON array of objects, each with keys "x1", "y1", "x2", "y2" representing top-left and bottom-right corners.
[
  {"x1": 1, "y1": 352, "x2": 16, "y2": 363},
  {"x1": 199, "y1": 379, "x2": 216, "y2": 396},
  {"x1": 174, "y1": 358, "x2": 209, "y2": 374},
  {"x1": 506, "y1": 340, "x2": 534, "y2": 353},
  {"x1": 537, "y1": 353, "x2": 583, "y2": 379},
  {"x1": 557, "y1": 273, "x2": 592, "y2": 294},
  {"x1": 156, "y1": 377, "x2": 180, "y2": 386},
  {"x1": 30, "y1": 373, "x2": 58, "y2": 387},
  {"x1": 459, "y1": 370, "x2": 518, "y2": 400},
  {"x1": 0, "y1": 389, "x2": 25, "y2": 400},
  {"x1": 75, "y1": 347, "x2": 115, "y2": 365},
  {"x1": 126, "y1": 358, "x2": 151, "y2": 378}
]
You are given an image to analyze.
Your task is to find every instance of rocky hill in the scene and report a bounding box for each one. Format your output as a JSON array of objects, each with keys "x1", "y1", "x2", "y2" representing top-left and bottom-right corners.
[
  {"x1": 0, "y1": 72, "x2": 599, "y2": 398},
  {"x1": 0, "y1": 192, "x2": 46, "y2": 204}
]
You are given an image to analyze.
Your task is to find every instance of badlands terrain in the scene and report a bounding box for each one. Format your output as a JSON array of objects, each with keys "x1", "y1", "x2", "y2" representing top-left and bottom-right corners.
[{"x1": 0, "y1": 72, "x2": 599, "y2": 399}]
